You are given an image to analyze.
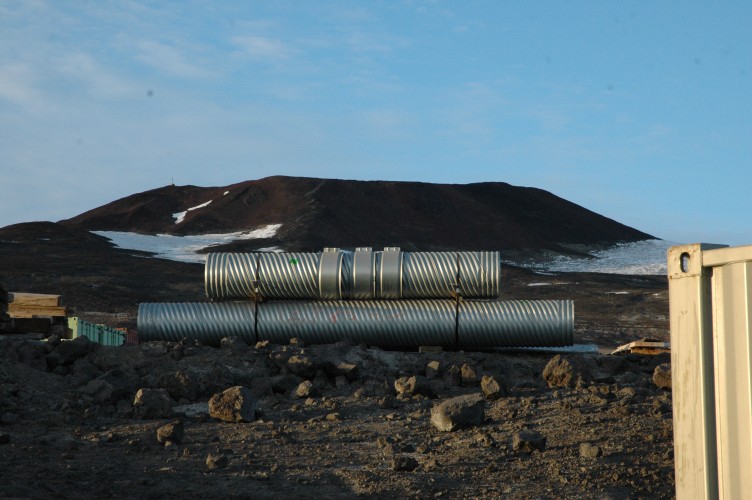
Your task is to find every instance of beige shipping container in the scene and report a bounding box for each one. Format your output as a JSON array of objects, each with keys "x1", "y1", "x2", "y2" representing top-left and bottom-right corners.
[{"x1": 668, "y1": 243, "x2": 752, "y2": 499}]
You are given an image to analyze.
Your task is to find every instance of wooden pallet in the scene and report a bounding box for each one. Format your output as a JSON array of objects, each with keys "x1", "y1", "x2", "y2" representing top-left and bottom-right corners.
[{"x1": 611, "y1": 338, "x2": 670, "y2": 355}]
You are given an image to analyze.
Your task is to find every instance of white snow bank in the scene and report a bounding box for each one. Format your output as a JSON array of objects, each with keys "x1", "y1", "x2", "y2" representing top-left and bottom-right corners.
[
  {"x1": 506, "y1": 239, "x2": 676, "y2": 275},
  {"x1": 93, "y1": 223, "x2": 283, "y2": 263},
  {"x1": 256, "y1": 246, "x2": 284, "y2": 253},
  {"x1": 173, "y1": 200, "x2": 213, "y2": 224}
]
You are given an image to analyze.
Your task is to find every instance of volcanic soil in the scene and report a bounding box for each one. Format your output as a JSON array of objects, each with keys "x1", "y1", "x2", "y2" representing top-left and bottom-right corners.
[
  {"x1": 0, "y1": 177, "x2": 673, "y2": 498},
  {"x1": 0, "y1": 234, "x2": 673, "y2": 499}
]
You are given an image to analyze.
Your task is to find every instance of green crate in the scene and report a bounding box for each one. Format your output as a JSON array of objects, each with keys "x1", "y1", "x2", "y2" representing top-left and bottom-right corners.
[{"x1": 68, "y1": 316, "x2": 125, "y2": 346}]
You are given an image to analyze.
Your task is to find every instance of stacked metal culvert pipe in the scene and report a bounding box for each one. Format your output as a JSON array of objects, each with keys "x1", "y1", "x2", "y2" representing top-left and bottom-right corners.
[{"x1": 138, "y1": 247, "x2": 574, "y2": 348}]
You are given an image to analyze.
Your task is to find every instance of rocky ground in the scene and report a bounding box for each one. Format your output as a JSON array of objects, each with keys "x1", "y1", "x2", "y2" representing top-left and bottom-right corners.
[
  {"x1": 0, "y1": 219, "x2": 674, "y2": 498},
  {"x1": 1, "y1": 329, "x2": 674, "y2": 499}
]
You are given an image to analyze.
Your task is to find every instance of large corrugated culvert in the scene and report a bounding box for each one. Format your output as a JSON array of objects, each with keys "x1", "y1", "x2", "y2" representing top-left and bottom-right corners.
[
  {"x1": 137, "y1": 299, "x2": 574, "y2": 348},
  {"x1": 141, "y1": 247, "x2": 574, "y2": 349},
  {"x1": 204, "y1": 248, "x2": 501, "y2": 301}
]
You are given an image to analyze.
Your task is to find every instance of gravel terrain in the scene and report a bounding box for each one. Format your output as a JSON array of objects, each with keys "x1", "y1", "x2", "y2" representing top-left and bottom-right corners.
[{"x1": 1, "y1": 330, "x2": 674, "y2": 499}]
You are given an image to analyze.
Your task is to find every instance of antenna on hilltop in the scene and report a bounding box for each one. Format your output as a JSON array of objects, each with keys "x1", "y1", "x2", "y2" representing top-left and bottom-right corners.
[{"x1": 171, "y1": 177, "x2": 175, "y2": 186}]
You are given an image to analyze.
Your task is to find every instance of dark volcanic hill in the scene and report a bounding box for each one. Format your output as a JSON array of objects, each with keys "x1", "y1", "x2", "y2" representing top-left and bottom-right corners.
[
  {"x1": 59, "y1": 176, "x2": 653, "y2": 254},
  {"x1": 0, "y1": 176, "x2": 665, "y2": 334}
]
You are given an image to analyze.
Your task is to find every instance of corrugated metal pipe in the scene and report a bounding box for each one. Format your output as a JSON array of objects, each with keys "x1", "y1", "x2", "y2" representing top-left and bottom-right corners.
[
  {"x1": 137, "y1": 299, "x2": 573, "y2": 348},
  {"x1": 204, "y1": 248, "x2": 501, "y2": 301}
]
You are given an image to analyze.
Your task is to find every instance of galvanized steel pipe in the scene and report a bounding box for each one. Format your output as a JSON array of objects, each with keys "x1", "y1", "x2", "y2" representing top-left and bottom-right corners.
[
  {"x1": 257, "y1": 299, "x2": 457, "y2": 347},
  {"x1": 458, "y1": 300, "x2": 573, "y2": 347},
  {"x1": 138, "y1": 302, "x2": 256, "y2": 345},
  {"x1": 204, "y1": 249, "x2": 500, "y2": 301},
  {"x1": 205, "y1": 253, "x2": 259, "y2": 300},
  {"x1": 137, "y1": 299, "x2": 573, "y2": 348}
]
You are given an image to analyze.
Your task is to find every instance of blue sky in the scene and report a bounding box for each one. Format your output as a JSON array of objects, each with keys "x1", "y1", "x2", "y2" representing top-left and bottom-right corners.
[{"x1": 1, "y1": 1, "x2": 750, "y2": 245}]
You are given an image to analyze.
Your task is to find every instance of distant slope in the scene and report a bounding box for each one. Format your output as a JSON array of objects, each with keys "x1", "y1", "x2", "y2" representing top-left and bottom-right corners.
[{"x1": 58, "y1": 176, "x2": 653, "y2": 254}]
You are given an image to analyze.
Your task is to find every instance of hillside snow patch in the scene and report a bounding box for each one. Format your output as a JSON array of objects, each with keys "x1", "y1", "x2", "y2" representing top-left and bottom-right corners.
[
  {"x1": 93, "y1": 224, "x2": 283, "y2": 263},
  {"x1": 506, "y1": 239, "x2": 676, "y2": 275},
  {"x1": 173, "y1": 200, "x2": 213, "y2": 224}
]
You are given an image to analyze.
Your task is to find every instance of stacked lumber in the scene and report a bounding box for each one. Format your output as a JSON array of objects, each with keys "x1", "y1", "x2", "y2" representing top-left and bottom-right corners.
[
  {"x1": 0, "y1": 291, "x2": 68, "y2": 335},
  {"x1": 7, "y1": 293, "x2": 67, "y2": 318}
]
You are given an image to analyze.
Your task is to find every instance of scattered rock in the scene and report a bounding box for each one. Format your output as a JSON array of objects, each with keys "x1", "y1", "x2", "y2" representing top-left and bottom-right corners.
[
  {"x1": 394, "y1": 375, "x2": 434, "y2": 398},
  {"x1": 653, "y1": 364, "x2": 671, "y2": 390},
  {"x1": 156, "y1": 420, "x2": 184, "y2": 446},
  {"x1": 391, "y1": 454, "x2": 419, "y2": 472},
  {"x1": 287, "y1": 355, "x2": 319, "y2": 378},
  {"x1": 47, "y1": 336, "x2": 93, "y2": 366},
  {"x1": 220, "y1": 336, "x2": 248, "y2": 351},
  {"x1": 542, "y1": 355, "x2": 576, "y2": 388},
  {"x1": 132, "y1": 388, "x2": 175, "y2": 419},
  {"x1": 295, "y1": 380, "x2": 318, "y2": 399},
  {"x1": 159, "y1": 370, "x2": 198, "y2": 402},
  {"x1": 430, "y1": 393, "x2": 485, "y2": 432},
  {"x1": 378, "y1": 395, "x2": 396, "y2": 409},
  {"x1": 98, "y1": 369, "x2": 136, "y2": 401},
  {"x1": 425, "y1": 360, "x2": 441, "y2": 379},
  {"x1": 579, "y1": 442, "x2": 602, "y2": 458},
  {"x1": 324, "y1": 361, "x2": 360, "y2": 381},
  {"x1": 334, "y1": 375, "x2": 349, "y2": 388},
  {"x1": 475, "y1": 432, "x2": 496, "y2": 448},
  {"x1": 78, "y1": 379, "x2": 114, "y2": 404},
  {"x1": 480, "y1": 375, "x2": 506, "y2": 400},
  {"x1": 208, "y1": 386, "x2": 257, "y2": 423},
  {"x1": 443, "y1": 364, "x2": 462, "y2": 386},
  {"x1": 460, "y1": 364, "x2": 478, "y2": 386},
  {"x1": 206, "y1": 453, "x2": 228, "y2": 470},
  {"x1": 617, "y1": 387, "x2": 637, "y2": 400},
  {"x1": 513, "y1": 430, "x2": 546, "y2": 453},
  {"x1": 270, "y1": 374, "x2": 303, "y2": 394}
]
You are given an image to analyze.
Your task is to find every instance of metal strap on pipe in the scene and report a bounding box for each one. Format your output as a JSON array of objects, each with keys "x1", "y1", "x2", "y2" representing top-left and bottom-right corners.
[
  {"x1": 351, "y1": 248, "x2": 375, "y2": 299},
  {"x1": 319, "y1": 248, "x2": 344, "y2": 300},
  {"x1": 379, "y1": 247, "x2": 403, "y2": 299}
]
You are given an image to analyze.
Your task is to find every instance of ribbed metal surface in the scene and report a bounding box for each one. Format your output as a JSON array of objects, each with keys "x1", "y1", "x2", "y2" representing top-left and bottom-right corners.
[
  {"x1": 459, "y1": 251, "x2": 500, "y2": 298},
  {"x1": 257, "y1": 300, "x2": 456, "y2": 347},
  {"x1": 137, "y1": 299, "x2": 573, "y2": 348},
  {"x1": 457, "y1": 300, "x2": 573, "y2": 348},
  {"x1": 205, "y1": 250, "x2": 501, "y2": 300},
  {"x1": 257, "y1": 252, "x2": 320, "y2": 300},
  {"x1": 204, "y1": 253, "x2": 259, "y2": 300},
  {"x1": 402, "y1": 252, "x2": 459, "y2": 299},
  {"x1": 137, "y1": 302, "x2": 256, "y2": 345}
]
